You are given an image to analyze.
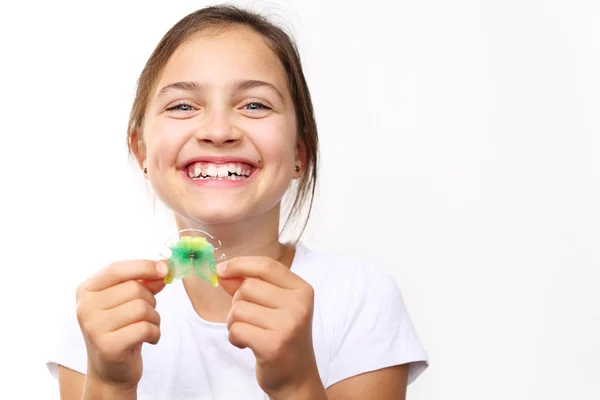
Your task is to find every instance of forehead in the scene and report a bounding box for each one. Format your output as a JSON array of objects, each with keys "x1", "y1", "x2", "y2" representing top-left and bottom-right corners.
[{"x1": 155, "y1": 27, "x2": 288, "y2": 91}]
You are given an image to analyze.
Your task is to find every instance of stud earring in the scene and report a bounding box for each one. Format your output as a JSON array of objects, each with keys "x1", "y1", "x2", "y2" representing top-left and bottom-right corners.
[
  {"x1": 144, "y1": 167, "x2": 147, "y2": 174},
  {"x1": 294, "y1": 165, "x2": 300, "y2": 172}
]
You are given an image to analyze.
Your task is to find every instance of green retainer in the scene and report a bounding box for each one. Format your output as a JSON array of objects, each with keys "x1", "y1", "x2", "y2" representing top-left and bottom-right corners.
[{"x1": 164, "y1": 236, "x2": 219, "y2": 286}]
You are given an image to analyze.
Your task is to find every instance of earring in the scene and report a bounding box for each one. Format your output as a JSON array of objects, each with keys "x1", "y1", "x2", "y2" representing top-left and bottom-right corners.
[
  {"x1": 294, "y1": 165, "x2": 300, "y2": 172},
  {"x1": 144, "y1": 167, "x2": 147, "y2": 174}
]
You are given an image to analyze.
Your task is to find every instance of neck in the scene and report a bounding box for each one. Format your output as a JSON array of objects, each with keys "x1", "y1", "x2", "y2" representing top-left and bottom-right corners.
[
  {"x1": 175, "y1": 205, "x2": 293, "y2": 323},
  {"x1": 174, "y1": 205, "x2": 285, "y2": 260}
]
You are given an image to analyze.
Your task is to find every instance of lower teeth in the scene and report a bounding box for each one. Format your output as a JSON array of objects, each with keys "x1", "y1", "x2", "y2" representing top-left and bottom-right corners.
[{"x1": 193, "y1": 175, "x2": 246, "y2": 180}]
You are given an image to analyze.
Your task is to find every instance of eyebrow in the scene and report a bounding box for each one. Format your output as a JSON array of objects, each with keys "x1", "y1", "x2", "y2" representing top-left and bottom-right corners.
[
  {"x1": 155, "y1": 81, "x2": 205, "y2": 101},
  {"x1": 233, "y1": 79, "x2": 285, "y2": 103},
  {"x1": 154, "y1": 79, "x2": 285, "y2": 103}
]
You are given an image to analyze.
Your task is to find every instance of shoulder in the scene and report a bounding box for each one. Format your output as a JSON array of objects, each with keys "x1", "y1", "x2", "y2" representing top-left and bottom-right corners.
[
  {"x1": 292, "y1": 242, "x2": 383, "y2": 278},
  {"x1": 293, "y1": 243, "x2": 429, "y2": 387},
  {"x1": 45, "y1": 293, "x2": 87, "y2": 379},
  {"x1": 292, "y1": 242, "x2": 413, "y2": 336},
  {"x1": 292, "y1": 242, "x2": 401, "y2": 302}
]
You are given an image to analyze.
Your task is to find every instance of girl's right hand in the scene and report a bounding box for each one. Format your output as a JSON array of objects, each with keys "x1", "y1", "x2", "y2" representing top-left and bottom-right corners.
[{"x1": 75, "y1": 260, "x2": 168, "y2": 392}]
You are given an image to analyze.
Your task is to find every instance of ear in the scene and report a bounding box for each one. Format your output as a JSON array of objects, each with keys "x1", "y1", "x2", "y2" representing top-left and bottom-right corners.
[
  {"x1": 130, "y1": 130, "x2": 147, "y2": 172},
  {"x1": 294, "y1": 134, "x2": 308, "y2": 176}
]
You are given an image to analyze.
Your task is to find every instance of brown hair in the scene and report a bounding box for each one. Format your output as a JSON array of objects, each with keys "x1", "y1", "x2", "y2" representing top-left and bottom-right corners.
[{"x1": 127, "y1": 4, "x2": 318, "y2": 240}]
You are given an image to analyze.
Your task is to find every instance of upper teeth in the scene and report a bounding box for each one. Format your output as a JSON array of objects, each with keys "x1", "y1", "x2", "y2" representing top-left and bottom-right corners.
[{"x1": 187, "y1": 162, "x2": 253, "y2": 179}]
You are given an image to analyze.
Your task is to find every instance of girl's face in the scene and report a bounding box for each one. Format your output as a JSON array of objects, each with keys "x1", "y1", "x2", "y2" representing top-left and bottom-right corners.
[{"x1": 140, "y1": 27, "x2": 302, "y2": 225}]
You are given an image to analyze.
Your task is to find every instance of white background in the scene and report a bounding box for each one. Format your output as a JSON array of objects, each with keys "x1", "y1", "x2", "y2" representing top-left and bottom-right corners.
[{"x1": 0, "y1": 0, "x2": 598, "y2": 398}]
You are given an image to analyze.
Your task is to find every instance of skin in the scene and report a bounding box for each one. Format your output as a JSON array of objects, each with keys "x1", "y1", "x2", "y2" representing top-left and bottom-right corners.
[{"x1": 58, "y1": 27, "x2": 409, "y2": 399}]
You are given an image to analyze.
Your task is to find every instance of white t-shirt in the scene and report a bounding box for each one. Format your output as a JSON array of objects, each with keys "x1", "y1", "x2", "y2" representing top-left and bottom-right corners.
[{"x1": 47, "y1": 243, "x2": 428, "y2": 399}]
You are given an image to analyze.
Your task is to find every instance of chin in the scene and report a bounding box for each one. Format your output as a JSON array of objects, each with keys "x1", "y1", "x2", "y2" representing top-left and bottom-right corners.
[
  {"x1": 181, "y1": 204, "x2": 256, "y2": 226},
  {"x1": 154, "y1": 177, "x2": 283, "y2": 227}
]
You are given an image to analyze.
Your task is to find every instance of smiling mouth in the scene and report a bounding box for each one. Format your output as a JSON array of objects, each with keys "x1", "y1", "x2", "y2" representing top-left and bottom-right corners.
[{"x1": 186, "y1": 161, "x2": 255, "y2": 181}]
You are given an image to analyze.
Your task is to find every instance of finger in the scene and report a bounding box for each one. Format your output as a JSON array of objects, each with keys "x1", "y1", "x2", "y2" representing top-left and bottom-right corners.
[
  {"x1": 83, "y1": 260, "x2": 168, "y2": 292},
  {"x1": 217, "y1": 257, "x2": 302, "y2": 289},
  {"x1": 232, "y1": 277, "x2": 288, "y2": 309},
  {"x1": 106, "y1": 320, "x2": 162, "y2": 351},
  {"x1": 228, "y1": 321, "x2": 269, "y2": 351},
  {"x1": 227, "y1": 300, "x2": 279, "y2": 330},
  {"x1": 217, "y1": 277, "x2": 243, "y2": 298},
  {"x1": 139, "y1": 278, "x2": 167, "y2": 296},
  {"x1": 98, "y1": 280, "x2": 157, "y2": 310},
  {"x1": 103, "y1": 298, "x2": 161, "y2": 332}
]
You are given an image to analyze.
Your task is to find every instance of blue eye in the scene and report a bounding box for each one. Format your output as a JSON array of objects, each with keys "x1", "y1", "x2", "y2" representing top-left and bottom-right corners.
[
  {"x1": 167, "y1": 103, "x2": 195, "y2": 111},
  {"x1": 243, "y1": 101, "x2": 271, "y2": 111}
]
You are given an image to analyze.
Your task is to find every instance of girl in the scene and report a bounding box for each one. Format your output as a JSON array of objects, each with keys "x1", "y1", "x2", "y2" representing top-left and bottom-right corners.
[{"x1": 47, "y1": 5, "x2": 428, "y2": 399}]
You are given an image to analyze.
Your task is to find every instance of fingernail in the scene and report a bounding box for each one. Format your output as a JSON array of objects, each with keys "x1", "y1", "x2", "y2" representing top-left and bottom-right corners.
[
  {"x1": 217, "y1": 262, "x2": 227, "y2": 276},
  {"x1": 157, "y1": 261, "x2": 168, "y2": 277}
]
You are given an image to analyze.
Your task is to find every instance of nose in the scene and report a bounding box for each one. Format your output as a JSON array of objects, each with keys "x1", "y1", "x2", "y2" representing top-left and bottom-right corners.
[{"x1": 194, "y1": 107, "x2": 242, "y2": 147}]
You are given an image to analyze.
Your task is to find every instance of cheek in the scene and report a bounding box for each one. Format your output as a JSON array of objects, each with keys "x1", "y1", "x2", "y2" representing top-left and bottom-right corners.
[
  {"x1": 145, "y1": 118, "x2": 194, "y2": 165},
  {"x1": 245, "y1": 117, "x2": 297, "y2": 162}
]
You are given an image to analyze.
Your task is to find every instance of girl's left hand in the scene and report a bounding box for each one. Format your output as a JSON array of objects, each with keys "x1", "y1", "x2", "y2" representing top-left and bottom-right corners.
[{"x1": 217, "y1": 256, "x2": 322, "y2": 398}]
